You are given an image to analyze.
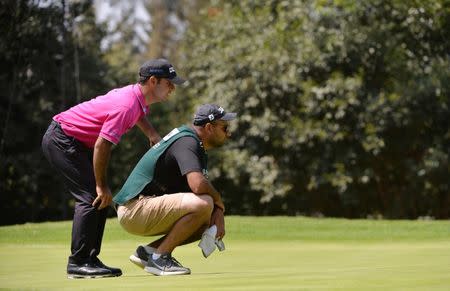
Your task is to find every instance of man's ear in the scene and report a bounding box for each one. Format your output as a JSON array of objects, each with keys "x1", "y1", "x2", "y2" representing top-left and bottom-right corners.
[
  {"x1": 204, "y1": 123, "x2": 214, "y2": 133},
  {"x1": 145, "y1": 76, "x2": 157, "y2": 86},
  {"x1": 148, "y1": 76, "x2": 158, "y2": 85}
]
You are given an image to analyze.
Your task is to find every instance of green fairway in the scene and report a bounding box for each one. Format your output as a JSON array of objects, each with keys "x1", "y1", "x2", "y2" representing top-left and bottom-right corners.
[{"x1": 0, "y1": 216, "x2": 449, "y2": 290}]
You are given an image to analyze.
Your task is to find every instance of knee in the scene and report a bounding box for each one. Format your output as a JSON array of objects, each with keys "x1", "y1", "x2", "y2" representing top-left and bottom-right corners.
[{"x1": 190, "y1": 195, "x2": 214, "y2": 216}]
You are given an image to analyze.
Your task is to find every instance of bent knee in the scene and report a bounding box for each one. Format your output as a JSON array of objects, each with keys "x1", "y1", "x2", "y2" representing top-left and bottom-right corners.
[
  {"x1": 192, "y1": 195, "x2": 214, "y2": 215},
  {"x1": 182, "y1": 193, "x2": 213, "y2": 215}
]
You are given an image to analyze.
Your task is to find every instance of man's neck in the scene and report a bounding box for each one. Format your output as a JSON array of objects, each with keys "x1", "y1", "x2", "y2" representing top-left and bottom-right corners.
[
  {"x1": 138, "y1": 83, "x2": 154, "y2": 105},
  {"x1": 192, "y1": 125, "x2": 211, "y2": 150}
]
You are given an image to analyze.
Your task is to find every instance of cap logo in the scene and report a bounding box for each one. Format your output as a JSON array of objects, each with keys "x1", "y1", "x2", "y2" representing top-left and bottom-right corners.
[
  {"x1": 208, "y1": 114, "x2": 215, "y2": 121},
  {"x1": 169, "y1": 66, "x2": 175, "y2": 73},
  {"x1": 218, "y1": 107, "x2": 224, "y2": 113}
]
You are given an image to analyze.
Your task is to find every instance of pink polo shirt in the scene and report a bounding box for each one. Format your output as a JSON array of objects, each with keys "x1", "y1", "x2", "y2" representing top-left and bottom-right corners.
[{"x1": 53, "y1": 84, "x2": 149, "y2": 148}]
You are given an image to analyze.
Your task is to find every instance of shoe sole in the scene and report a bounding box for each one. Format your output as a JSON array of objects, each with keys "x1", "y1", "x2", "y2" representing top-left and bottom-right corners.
[
  {"x1": 129, "y1": 254, "x2": 147, "y2": 269},
  {"x1": 67, "y1": 273, "x2": 120, "y2": 279},
  {"x1": 144, "y1": 266, "x2": 191, "y2": 276}
]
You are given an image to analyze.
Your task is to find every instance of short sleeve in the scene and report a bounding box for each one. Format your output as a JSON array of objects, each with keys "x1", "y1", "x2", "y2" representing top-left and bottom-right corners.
[{"x1": 169, "y1": 137, "x2": 204, "y2": 175}]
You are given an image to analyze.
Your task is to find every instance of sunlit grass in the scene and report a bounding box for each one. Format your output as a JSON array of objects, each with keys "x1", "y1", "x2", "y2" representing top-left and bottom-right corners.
[{"x1": 0, "y1": 216, "x2": 449, "y2": 290}]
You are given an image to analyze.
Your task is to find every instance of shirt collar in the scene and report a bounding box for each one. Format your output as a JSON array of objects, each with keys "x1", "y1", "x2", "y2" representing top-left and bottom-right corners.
[{"x1": 133, "y1": 84, "x2": 148, "y2": 114}]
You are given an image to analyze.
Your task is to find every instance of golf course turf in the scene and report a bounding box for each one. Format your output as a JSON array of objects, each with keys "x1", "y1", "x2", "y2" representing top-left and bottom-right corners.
[{"x1": 0, "y1": 216, "x2": 449, "y2": 290}]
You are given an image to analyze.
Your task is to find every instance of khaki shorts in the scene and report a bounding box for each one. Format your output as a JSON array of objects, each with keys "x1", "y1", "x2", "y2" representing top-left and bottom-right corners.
[{"x1": 117, "y1": 193, "x2": 190, "y2": 236}]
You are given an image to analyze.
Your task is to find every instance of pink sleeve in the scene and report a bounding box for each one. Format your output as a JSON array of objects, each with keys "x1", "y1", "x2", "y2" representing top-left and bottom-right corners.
[{"x1": 99, "y1": 108, "x2": 135, "y2": 145}]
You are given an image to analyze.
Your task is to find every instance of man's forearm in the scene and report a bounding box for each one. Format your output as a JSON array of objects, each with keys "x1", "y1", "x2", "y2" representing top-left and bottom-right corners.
[
  {"x1": 93, "y1": 137, "x2": 112, "y2": 188},
  {"x1": 198, "y1": 179, "x2": 225, "y2": 211},
  {"x1": 136, "y1": 117, "x2": 160, "y2": 143},
  {"x1": 187, "y1": 171, "x2": 225, "y2": 211}
]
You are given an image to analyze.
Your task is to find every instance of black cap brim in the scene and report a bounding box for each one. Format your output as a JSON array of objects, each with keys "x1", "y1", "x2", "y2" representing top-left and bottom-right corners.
[
  {"x1": 219, "y1": 112, "x2": 237, "y2": 121},
  {"x1": 169, "y1": 76, "x2": 186, "y2": 85}
]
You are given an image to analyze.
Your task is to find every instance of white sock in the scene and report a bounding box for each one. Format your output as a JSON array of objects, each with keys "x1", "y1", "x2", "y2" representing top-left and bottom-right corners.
[{"x1": 152, "y1": 253, "x2": 161, "y2": 260}]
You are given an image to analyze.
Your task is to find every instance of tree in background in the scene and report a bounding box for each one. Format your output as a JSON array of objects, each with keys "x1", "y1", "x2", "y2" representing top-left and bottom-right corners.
[
  {"x1": 179, "y1": 0, "x2": 449, "y2": 218},
  {"x1": 1, "y1": 0, "x2": 448, "y2": 224},
  {"x1": 140, "y1": 0, "x2": 211, "y2": 128},
  {"x1": 0, "y1": 0, "x2": 110, "y2": 224},
  {"x1": 0, "y1": 0, "x2": 199, "y2": 224},
  {"x1": 97, "y1": 0, "x2": 199, "y2": 195}
]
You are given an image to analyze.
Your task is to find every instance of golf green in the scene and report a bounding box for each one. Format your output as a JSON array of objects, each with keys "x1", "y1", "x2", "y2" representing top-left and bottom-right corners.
[{"x1": 0, "y1": 216, "x2": 449, "y2": 290}]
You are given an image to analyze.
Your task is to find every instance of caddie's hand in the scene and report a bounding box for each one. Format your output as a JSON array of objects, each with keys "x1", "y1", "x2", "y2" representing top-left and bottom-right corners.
[
  {"x1": 210, "y1": 207, "x2": 225, "y2": 239},
  {"x1": 149, "y1": 134, "x2": 161, "y2": 147},
  {"x1": 93, "y1": 186, "x2": 113, "y2": 210}
]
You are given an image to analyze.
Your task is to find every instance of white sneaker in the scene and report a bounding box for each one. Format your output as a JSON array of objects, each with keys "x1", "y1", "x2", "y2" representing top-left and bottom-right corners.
[
  {"x1": 144, "y1": 254, "x2": 191, "y2": 276},
  {"x1": 129, "y1": 245, "x2": 157, "y2": 269}
]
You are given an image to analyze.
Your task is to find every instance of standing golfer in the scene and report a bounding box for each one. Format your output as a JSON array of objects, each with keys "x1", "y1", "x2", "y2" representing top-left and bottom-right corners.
[
  {"x1": 41, "y1": 59, "x2": 185, "y2": 279},
  {"x1": 114, "y1": 104, "x2": 236, "y2": 276}
]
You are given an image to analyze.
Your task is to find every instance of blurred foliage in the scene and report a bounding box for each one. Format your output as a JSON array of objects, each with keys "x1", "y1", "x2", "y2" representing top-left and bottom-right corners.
[
  {"x1": 179, "y1": 0, "x2": 449, "y2": 218},
  {"x1": 1, "y1": 0, "x2": 448, "y2": 224},
  {"x1": 0, "y1": 0, "x2": 110, "y2": 224}
]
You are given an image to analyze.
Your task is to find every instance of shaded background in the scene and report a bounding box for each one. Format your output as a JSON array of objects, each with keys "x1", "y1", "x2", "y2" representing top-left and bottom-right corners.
[{"x1": 1, "y1": 0, "x2": 448, "y2": 225}]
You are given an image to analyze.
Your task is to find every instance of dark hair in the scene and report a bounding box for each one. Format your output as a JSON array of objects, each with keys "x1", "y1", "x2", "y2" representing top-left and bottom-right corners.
[
  {"x1": 139, "y1": 75, "x2": 150, "y2": 85},
  {"x1": 138, "y1": 75, "x2": 163, "y2": 85}
]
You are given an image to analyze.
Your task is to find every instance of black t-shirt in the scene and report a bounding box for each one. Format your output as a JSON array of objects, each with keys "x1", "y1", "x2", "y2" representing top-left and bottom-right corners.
[{"x1": 141, "y1": 136, "x2": 207, "y2": 195}]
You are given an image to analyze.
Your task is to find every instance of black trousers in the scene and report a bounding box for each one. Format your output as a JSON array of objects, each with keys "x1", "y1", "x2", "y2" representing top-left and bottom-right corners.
[{"x1": 42, "y1": 121, "x2": 108, "y2": 264}]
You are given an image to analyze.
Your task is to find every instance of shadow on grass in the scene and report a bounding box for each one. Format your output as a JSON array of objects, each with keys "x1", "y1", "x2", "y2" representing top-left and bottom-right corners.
[{"x1": 124, "y1": 271, "x2": 238, "y2": 278}]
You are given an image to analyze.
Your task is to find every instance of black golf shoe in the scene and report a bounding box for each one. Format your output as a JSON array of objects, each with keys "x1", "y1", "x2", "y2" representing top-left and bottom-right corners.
[
  {"x1": 92, "y1": 257, "x2": 122, "y2": 277},
  {"x1": 67, "y1": 262, "x2": 113, "y2": 279}
]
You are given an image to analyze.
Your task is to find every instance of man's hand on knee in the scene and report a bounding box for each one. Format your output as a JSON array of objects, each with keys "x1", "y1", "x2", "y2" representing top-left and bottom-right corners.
[{"x1": 93, "y1": 186, "x2": 113, "y2": 210}]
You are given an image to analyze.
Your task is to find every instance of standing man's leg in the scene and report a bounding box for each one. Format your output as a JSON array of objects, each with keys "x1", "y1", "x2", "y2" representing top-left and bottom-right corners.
[
  {"x1": 92, "y1": 207, "x2": 108, "y2": 258},
  {"x1": 42, "y1": 121, "x2": 121, "y2": 278}
]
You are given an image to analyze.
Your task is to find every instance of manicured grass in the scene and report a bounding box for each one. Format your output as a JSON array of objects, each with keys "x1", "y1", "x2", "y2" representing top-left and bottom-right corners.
[{"x1": 0, "y1": 216, "x2": 449, "y2": 290}]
